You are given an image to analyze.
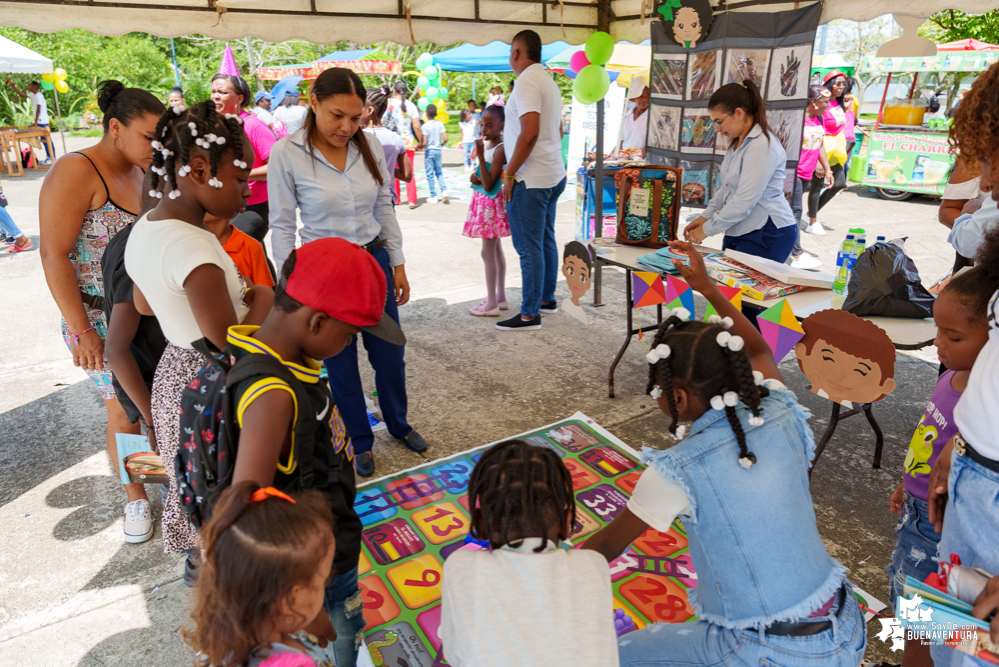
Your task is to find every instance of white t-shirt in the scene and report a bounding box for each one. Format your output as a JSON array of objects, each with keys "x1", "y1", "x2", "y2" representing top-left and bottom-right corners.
[
  {"x1": 252, "y1": 106, "x2": 276, "y2": 126},
  {"x1": 954, "y1": 290, "x2": 999, "y2": 459},
  {"x1": 28, "y1": 91, "x2": 49, "y2": 125},
  {"x1": 459, "y1": 121, "x2": 475, "y2": 143},
  {"x1": 504, "y1": 63, "x2": 566, "y2": 189},
  {"x1": 620, "y1": 107, "x2": 648, "y2": 152},
  {"x1": 273, "y1": 105, "x2": 307, "y2": 135},
  {"x1": 124, "y1": 216, "x2": 248, "y2": 349},
  {"x1": 440, "y1": 539, "x2": 618, "y2": 667}
]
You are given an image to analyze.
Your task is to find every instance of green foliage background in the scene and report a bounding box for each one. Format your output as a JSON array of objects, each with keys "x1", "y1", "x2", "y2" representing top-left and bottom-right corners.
[{"x1": 0, "y1": 29, "x2": 574, "y2": 132}]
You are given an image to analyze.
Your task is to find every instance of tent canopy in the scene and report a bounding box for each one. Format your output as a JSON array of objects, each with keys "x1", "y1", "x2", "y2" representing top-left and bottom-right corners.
[
  {"x1": 1, "y1": 0, "x2": 996, "y2": 46},
  {"x1": 0, "y1": 34, "x2": 52, "y2": 74},
  {"x1": 433, "y1": 41, "x2": 570, "y2": 72},
  {"x1": 937, "y1": 38, "x2": 999, "y2": 51}
]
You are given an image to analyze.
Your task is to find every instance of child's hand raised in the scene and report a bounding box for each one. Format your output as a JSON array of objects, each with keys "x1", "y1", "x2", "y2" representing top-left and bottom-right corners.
[{"x1": 667, "y1": 240, "x2": 714, "y2": 295}]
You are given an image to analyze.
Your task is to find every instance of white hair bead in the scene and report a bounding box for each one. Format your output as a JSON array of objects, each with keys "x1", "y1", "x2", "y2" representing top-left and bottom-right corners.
[
  {"x1": 650, "y1": 385, "x2": 663, "y2": 400},
  {"x1": 721, "y1": 316, "x2": 735, "y2": 329},
  {"x1": 708, "y1": 314, "x2": 722, "y2": 324},
  {"x1": 674, "y1": 425, "x2": 687, "y2": 439},
  {"x1": 172, "y1": 105, "x2": 185, "y2": 115},
  {"x1": 710, "y1": 395, "x2": 725, "y2": 411},
  {"x1": 748, "y1": 415, "x2": 765, "y2": 427},
  {"x1": 739, "y1": 456, "x2": 754, "y2": 470},
  {"x1": 673, "y1": 307, "x2": 691, "y2": 321},
  {"x1": 728, "y1": 335, "x2": 745, "y2": 352},
  {"x1": 150, "y1": 140, "x2": 162, "y2": 150},
  {"x1": 723, "y1": 391, "x2": 739, "y2": 407},
  {"x1": 148, "y1": 189, "x2": 157, "y2": 198},
  {"x1": 716, "y1": 331, "x2": 732, "y2": 347},
  {"x1": 752, "y1": 370, "x2": 765, "y2": 386},
  {"x1": 216, "y1": 136, "x2": 226, "y2": 145}
]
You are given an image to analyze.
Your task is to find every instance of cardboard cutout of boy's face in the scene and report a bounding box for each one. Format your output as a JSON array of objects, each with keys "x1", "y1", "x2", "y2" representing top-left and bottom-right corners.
[
  {"x1": 562, "y1": 256, "x2": 592, "y2": 306},
  {"x1": 794, "y1": 310, "x2": 897, "y2": 406}
]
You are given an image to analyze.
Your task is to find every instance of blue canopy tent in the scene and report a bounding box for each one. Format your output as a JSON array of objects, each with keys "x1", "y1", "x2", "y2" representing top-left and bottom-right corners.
[{"x1": 433, "y1": 41, "x2": 570, "y2": 98}]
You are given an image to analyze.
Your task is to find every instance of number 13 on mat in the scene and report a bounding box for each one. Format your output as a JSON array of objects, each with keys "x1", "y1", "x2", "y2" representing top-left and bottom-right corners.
[{"x1": 412, "y1": 501, "x2": 470, "y2": 544}]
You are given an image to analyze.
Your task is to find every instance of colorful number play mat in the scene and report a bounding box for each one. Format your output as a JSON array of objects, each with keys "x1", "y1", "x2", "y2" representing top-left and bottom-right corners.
[{"x1": 353, "y1": 412, "x2": 885, "y2": 666}]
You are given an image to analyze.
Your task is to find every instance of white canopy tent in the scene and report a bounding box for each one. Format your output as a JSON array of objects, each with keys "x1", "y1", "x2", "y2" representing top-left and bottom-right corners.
[
  {"x1": 0, "y1": 34, "x2": 52, "y2": 74},
  {"x1": 0, "y1": 0, "x2": 995, "y2": 45}
]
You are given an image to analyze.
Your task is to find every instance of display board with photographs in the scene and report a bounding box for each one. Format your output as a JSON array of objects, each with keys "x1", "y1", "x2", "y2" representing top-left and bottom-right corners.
[
  {"x1": 646, "y1": 4, "x2": 822, "y2": 208},
  {"x1": 651, "y1": 54, "x2": 687, "y2": 101},
  {"x1": 767, "y1": 45, "x2": 812, "y2": 101}
]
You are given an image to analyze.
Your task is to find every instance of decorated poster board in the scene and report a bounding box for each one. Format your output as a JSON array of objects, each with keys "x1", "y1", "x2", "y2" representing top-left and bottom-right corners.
[
  {"x1": 860, "y1": 130, "x2": 955, "y2": 196},
  {"x1": 355, "y1": 413, "x2": 698, "y2": 666},
  {"x1": 647, "y1": 3, "x2": 822, "y2": 208},
  {"x1": 567, "y1": 83, "x2": 627, "y2": 173}
]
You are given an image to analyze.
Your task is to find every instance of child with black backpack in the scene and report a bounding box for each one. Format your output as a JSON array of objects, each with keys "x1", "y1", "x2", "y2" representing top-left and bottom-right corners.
[{"x1": 176, "y1": 237, "x2": 405, "y2": 667}]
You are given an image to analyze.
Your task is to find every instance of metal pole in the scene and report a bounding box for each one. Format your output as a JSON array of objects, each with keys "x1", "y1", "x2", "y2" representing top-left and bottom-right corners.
[
  {"x1": 170, "y1": 38, "x2": 182, "y2": 88},
  {"x1": 595, "y1": 98, "x2": 604, "y2": 238},
  {"x1": 52, "y1": 87, "x2": 66, "y2": 156}
]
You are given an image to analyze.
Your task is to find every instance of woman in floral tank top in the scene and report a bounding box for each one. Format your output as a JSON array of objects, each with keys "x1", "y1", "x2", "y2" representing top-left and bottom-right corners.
[{"x1": 39, "y1": 80, "x2": 164, "y2": 545}]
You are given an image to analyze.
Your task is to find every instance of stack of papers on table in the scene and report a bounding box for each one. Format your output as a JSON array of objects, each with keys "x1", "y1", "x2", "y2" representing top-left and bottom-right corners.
[
  {"x1": 703, "y1": 254, "x2": 810, "y2": 301},
  {"x1": 636, "y1": 249, "x2": 684, "y2": 275},
  {"x1": 724, "y1": 250, "x2": 834, "y2": 289}
]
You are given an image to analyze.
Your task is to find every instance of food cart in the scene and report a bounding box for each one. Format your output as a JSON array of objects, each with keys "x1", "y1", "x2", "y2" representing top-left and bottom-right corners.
[{"x1": 855, "y1": 50, "x2": 998, "y2": 200}]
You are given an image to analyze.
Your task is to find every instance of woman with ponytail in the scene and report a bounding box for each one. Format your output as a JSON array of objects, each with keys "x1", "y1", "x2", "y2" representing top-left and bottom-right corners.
[
  {"x1": 683, "y1": 80, "x2": 797, "y2": 264},
  {"x1": 268, "y1": 67, "x2": 428, "y2": 481},
  {"x1": 584, "y1": 241, "x2": 866, "y2": 667}
]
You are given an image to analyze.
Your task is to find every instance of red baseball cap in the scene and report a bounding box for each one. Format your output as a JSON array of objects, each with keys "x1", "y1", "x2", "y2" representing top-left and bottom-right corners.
[
  {"x1": 823, "y1": 70, "x2": 846, "y2": 84},
  {"x1": 282, "y1": 238, "x2": 406, "y2": 346}
]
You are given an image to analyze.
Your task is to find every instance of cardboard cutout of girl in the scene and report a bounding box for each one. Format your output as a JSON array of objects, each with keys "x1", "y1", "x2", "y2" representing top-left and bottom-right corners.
[
  {"x1": 561, "y1": 242, "x2": 593, "y2": 324},
  {"x1": 657, "y1": 0, "x2": 714, "y2": 48}
]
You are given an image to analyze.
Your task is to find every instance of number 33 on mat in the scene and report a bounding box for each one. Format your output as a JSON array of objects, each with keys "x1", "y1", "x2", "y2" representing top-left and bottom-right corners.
[{"x1": 387, "y1": 554, "x2": 445, "y2": 609}]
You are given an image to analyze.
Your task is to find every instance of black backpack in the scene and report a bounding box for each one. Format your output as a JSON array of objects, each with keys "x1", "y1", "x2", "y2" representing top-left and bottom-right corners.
[{"x1": 175, "y1": 338, "x2": 322, "y2": 528}]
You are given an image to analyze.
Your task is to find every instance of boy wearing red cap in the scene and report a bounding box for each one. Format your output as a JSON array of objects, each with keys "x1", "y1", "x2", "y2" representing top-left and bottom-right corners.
[{"x1": 227, "y1": 237, "x2": 405, "y2": 667}]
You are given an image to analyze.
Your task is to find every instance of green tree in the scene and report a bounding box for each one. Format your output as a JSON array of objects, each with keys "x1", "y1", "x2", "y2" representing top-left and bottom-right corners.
[{"x1": 919, "y1": 10, "x2": 999, "y2": 45}]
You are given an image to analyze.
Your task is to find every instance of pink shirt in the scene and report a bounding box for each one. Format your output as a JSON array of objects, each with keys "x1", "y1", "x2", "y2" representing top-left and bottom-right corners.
[
  {"x1": 240, "y1": 110, "x2": 277, "y2": 206},
  {"x1": 844, "y1": 102, "x2": 856, "y2": 142},
  {"x1": 798, "y1": 115, "x2": 825, "y2": 181},
  {"x1": 822, "y1": 99, "x2": 847, "y2": 137}
]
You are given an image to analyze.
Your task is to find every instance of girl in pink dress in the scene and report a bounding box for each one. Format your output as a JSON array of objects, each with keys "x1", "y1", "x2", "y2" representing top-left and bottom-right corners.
[{"x1": 464, "y1": 106, "x2": 511, "y2": 317}]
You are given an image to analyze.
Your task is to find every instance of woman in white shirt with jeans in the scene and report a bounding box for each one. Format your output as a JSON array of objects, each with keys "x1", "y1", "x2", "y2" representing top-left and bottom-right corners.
[{"x1": 684, "y1": 80, "x2": 797, "y2": 263}]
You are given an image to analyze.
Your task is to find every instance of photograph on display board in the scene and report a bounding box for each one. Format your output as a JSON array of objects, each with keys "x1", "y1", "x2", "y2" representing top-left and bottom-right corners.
[
  {"x1": 725, "y1": 48, "x2": 771, "y2": 89},
  {"x1": 651, "y1": 54, "x2": 687, "y2": 100},
  {"x1": 767, "y1": 108, "x2": 804, "y2": 161},
  {"x1": 680, "y1": 160, "x2": 712, "y2": 206},
  {"x1": 648, "y1": 104, "x2": 682, "y2": 152},
  {"x1": 680, "y1": 108, "x2": 716, "y2": 154},
  {"x1": 767, "y1": 45, "x2": 812, "y2": 101},
  {"x1": 687, "y1": 50, "x2": 721, "y2": 101},
  {"x1": 648, "y1": 152, "x2": 678, "y2": 167}
]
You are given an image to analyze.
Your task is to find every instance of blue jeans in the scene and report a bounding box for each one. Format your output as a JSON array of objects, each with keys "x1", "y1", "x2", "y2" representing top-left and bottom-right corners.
[
  {"x1": 36, "y1": 122, "x2": 52, "y2": 160},
  {"x1": 618, "y1": 585, "x2": 866, "y2": 667},
  {"x1": 324, "y1": 565, "x2": 366, "y2": 667},
  {"x1": 722, "y1": 216, "x2": 797, "y2": 264},
  {"x1": 0, "y1": 206, "x2": 24, "y2": 239},
  {"x1": 425, "y1": 148, "x2": 445, "y2": 198},
  {"x1": 887, "y1": 490, "x2": 941, "y2": 607},
  {"x1": 324, "y1": 247, "x2": 410, "y2": 455},
  {"x1": 506, "y1": 177, "x2": 567, "y2": 317},
  {"x1": 930, "y1": 450, "x2": 999, "y2": 667}
]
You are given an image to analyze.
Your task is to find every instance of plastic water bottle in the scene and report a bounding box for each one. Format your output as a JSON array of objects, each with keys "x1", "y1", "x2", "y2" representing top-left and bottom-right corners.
[
  {"x1": 833, "y1": 234, "x2": 856, "y2": 296},
  {"x1": 876, "y1": 235, "x2": 886, "y2": 245},
  {"x1": 848, "y1": 237, "x2": 867, "y2": 284}
]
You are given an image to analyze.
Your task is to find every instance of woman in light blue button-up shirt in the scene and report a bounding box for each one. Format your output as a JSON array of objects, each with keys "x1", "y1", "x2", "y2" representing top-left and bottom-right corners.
[
  {"x1": 268, "y1": 68, "x2": 428, "y2": 522},
  {"x1": 684, "y1": 80, "x2": 797, "y2": 263}
]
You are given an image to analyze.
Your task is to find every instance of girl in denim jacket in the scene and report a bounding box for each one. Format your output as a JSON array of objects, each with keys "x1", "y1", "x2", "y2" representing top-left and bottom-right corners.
[{"x1": 585, "y1": 240, "x2": 866, "y2": 667}]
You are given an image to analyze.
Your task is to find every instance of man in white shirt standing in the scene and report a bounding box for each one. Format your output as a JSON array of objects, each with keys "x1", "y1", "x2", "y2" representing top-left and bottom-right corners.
[
  {"x1": 252, "y1": 90, "x2": 277, "y2": 131},
  {"x1": 498, "y1": 30, "x2": 568, "y2": 332},
  {"x1": 618, "y1": 76, "x2": 649, "y2": 156},
  {"x1": 6, "y1": 78, "x2": 53, "y2": 163}
]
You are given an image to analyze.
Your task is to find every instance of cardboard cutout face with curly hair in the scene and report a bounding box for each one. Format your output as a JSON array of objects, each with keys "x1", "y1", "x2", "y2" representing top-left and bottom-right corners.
[
  {"x1": 657, "y1": 0, "x2": 713, "y2": 48},
  {"x1": 794, "y1": 310, "x2": 897, "y2": 407}
]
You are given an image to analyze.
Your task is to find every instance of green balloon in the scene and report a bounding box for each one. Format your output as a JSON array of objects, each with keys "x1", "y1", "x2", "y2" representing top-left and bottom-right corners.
[
  {"x1": 584, "y1": 31, "x2": 614, "y2": 66},
  {"x1": 426, "y1": 86, "x2": 439, "y2": 102},
  {"x1": 430, "y1": 77, "x2": 441, "y2": 89},
  {"x1": 416, "y1": 53, "x2": 434, "y2": 70},
  {"x1": 40, "y1": 80, "x2": 54, "y2": 90},
  {"x1": 417, "y1": 97, "x2": 430, "y2": 112},
  {"x1": 418, "y1": 76, "x2": 430, "y2": 90},
  {"x1": 574, "y1": 65, "x2": 610, "y2": 104},
  {"x1": 439, "y1": 87, "x2": 449, "y2": 99},
  {"x1": 424, "y1": 65, "x2": 438, "y2": 79}
]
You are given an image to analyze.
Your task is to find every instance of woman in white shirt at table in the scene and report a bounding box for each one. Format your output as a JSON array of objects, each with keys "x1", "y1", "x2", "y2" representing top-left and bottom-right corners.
[{"x1": 683, "y1": 80, "x2": 797, "y2": 263}]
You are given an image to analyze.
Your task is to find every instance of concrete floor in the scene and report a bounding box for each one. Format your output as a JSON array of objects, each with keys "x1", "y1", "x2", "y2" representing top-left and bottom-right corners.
[{"x1": 0, "y1": 134, "x2": 955, "y2": 666}]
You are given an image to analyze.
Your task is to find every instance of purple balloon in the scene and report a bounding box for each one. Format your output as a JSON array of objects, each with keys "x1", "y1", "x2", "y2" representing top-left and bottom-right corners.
[{"x1": 569, "y1": 50, "x2": 591, "y2": 74}]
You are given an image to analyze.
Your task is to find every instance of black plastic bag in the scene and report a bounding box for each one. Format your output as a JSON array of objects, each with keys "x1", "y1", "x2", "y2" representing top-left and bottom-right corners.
[{"x1": 842, "y1": 241, "x2": 935, "y2": 318}]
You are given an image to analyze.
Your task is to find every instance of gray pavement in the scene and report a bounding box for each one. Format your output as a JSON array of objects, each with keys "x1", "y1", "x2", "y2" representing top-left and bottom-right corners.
[{"x1": 0, "y1": 136, "x2": 955, "y2": 665}]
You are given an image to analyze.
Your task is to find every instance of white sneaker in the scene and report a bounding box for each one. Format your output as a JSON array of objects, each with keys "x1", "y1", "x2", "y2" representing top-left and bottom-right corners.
[
  {"x1": 804, "y1": 222, "x2": 826, "y2": 236},
  {"x1": 124, "y1": 499, "x2": 153, "y2": 544},
  {"x1": 427, "y1": 196, "x2": 438, "y2": 204},
  {"x1": 791, "y1": 254, "x2": 822, "y2": 270}
]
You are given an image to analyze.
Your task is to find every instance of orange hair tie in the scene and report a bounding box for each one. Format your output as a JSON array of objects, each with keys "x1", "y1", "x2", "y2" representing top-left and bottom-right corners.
[{"x1": 249, "y1": 487, "x2": 297, "y2": 504}]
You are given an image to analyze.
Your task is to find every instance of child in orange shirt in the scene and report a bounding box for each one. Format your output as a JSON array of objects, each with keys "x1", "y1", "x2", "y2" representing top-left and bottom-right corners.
[{"x1": 204, "y1": 214, "x2": 275, "y2": 288}]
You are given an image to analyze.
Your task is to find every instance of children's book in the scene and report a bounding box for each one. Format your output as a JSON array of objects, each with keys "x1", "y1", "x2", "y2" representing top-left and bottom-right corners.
[
  {"x1": 702, "y1": 253, "x2": 809, "y2": 301},
  {"x1": 897, "y1": 576, "x2": 998, "y2": 661},
  {"x1": 115, "y1": 433, "x2": 169, "y2": 485},
  {"x1": 724, "y1": 249, "x2": 834, "y2": 289}
]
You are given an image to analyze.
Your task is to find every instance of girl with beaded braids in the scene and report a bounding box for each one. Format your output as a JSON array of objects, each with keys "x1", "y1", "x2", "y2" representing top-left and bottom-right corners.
[
  {"x1": 125, "y1": 100, "x2": 274, "y2": 563},
  {"x1": 584, "y1": 241, "x2": 865, "y2": 667}
]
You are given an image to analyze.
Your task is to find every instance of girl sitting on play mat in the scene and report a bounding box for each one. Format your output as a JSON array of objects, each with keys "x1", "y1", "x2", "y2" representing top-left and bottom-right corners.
[{"x1": 583, "y1": 240, "x2": 866, "y2": 667}]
